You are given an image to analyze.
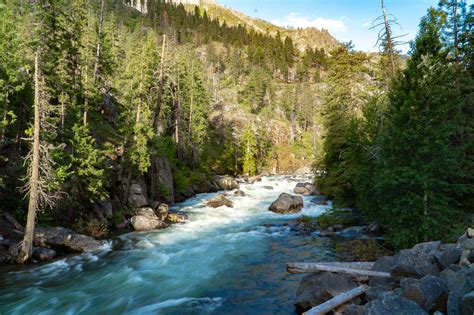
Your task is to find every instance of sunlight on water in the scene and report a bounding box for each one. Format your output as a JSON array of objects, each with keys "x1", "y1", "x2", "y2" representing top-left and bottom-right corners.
[{"x1": 0, "y1": 176, "x2": 336, "y2": 315}]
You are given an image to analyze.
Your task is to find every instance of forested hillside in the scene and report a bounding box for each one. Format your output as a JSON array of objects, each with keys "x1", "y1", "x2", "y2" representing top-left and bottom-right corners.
[{"x1": 0, "y1": 0, "x2": 335, "y2": 259}]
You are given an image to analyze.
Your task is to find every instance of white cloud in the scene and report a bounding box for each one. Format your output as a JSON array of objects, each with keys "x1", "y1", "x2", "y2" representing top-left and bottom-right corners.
[{"x1": 272, "y1": 13, "x2": 347, "y2": 33}]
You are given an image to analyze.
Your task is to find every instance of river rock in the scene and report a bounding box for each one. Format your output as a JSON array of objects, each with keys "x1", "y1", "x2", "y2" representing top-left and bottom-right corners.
[
  {"x1": 293, "y1": 182, "x2": 319, "y2": 196},
  {"x1": 263, "y1": 186, "x2": 274, "y2": 190},
  {"x1": 212, "y1": 175, "x2": 240, "y2": 190},
  {"x1": 206, "y1": 194, "x2": 234, "y2": 208},
  {"x1": 247, "y1": 175, "x2": 262, "y2": 184},
  {"x1": 402, "y1": 275, "x2": 448, "y2": 313},
  {"x1": 166, "y1": 212, "x2": 188, "y2": 224},
  {"x1": 268, "y1": 193, "x2": 304, "y2": 214},
  {"x1": 363, "y1": 292, "x2": 428, "y2": 315},
  {"x1": 34, "y1": 227, "x2": 107, "y2": 252},
  {"x1": 234, "y1": 190, "x2": 246, "y2": 197},
  {"x1": 130, "y1": 208, "x2": 168, "y2": 231},
  {"x1": 33, "y1": 247, "x2": 56, "y2": 261},
  {"x1": 295, "y1": 272, "x2": 357, "y2": 313},
  {"x1": 339, "y1": 226, "x2": 367, "y2": 238},
  {"x1": 155, "y1": 203, "x2": 169, "y2": 221}
]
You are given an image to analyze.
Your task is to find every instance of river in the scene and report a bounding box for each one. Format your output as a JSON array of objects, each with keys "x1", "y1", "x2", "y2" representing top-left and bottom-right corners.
[{"x1": 0, "y1": 176, "x2": 339, "y2": 314}]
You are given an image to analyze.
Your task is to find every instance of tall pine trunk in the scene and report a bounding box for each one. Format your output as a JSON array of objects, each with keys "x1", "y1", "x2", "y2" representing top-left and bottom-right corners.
[{"x1": 17, "y1": 52, "x2": 41, "y2": 264}]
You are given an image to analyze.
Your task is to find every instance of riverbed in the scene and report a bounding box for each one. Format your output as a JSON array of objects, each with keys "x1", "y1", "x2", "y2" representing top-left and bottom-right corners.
[{"x1": 0, "y1": 176, "x2": 338, "y2": 314}]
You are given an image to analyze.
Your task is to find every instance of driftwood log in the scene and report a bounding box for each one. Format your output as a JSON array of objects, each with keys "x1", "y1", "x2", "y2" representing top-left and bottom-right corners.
[
  {"x1": 303, "y1": 285, "x2": 369, "y2": 315},
  {"x1": 286, "y1": 262, "x2": 391, "y2": 278}
]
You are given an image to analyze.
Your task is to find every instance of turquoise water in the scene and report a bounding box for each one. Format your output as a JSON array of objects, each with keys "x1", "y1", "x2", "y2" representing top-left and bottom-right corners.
[{"x1": 0, "y1": 176, "x2": 337, "y2": 314}]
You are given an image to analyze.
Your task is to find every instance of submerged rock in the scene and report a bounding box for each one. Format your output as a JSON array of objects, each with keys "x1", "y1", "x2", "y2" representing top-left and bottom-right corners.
[
  {"x1": 310, "y1": 196, "x2": 328, "y2": 205},
  {"x1": 263, "y1": 186, "x2": 274, "y2": 190},
  {"x1": 234, "y1": 190, "x2": 246, "y2": 197},
  {"x1": 293, "y1": 182, "x2": 319, "y2": 196},
  {"x1": 206, "y1": 194, "x2": 234, "y2": 208},
  {"x1": 34, "y1": 227, "x2": 107, "y2": 252},
  {"x1": 268, "y1": 193, "x2": 304, "y2": 214}
]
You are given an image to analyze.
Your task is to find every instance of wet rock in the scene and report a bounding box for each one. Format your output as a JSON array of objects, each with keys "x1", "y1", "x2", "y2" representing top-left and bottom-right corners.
[
  {"x1": 263, "y1": 186, "x2": 274, "y2": 190},
  {"x1": 268, "y1": 193, "x2": 304, "y2": 214},
  {"x1": 34, "y1": 227, "x2": 107, "y2": 252},
  {"x1": 130, "y1": 208, "x2": 168, "y2": 231},
  {"x1": 234, "y1": 190, "x2": 246, "y2": 197},
  {"x1": 173, "y1": 186, "x2": 196, "y2": 203},
  {"x1": 294, "y1": 182, "x2": 319, "y2": 196},
  {"x1": 166, "y1": 212, "x2": 188, "y2": 224},
  {"x1": 155, "y1": 203, "x2": 169, "y2": 221},
  {"x1": 295, "y1": 272, "x2": 357, "y2": 313},
  {"x1": 402, "y1": 275, "x2": 448, "y2": 313},
  {"x1": 339, "y1": 226, "x2": 367, "y2": 238},
  {"x1": 363, "y1": 292, "x2": 428, "y2": 315},
  {"x1": 206, "y1": 194, "x2": 234, "y2": 208},
  {"x1": 33, "y1": 247, "x2": 56, "y2": 261},
  {"x1": 310, "y1": 196, "x2": 328, "y2": 205},
  {"x1": 212, "y1": 175, "x2": 240, "y2": 190}
]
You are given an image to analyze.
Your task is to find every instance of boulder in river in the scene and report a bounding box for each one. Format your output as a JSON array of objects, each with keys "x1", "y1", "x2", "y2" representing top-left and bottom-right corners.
[
  {"x1": 130, "y1": 207, "x2": 168, "y2": 231},
  {"x1": 234, "y1": 190, "x2": 246, "y2": 197},
  {"x1": 268, "y1": 193, "x2": 304, "y2": 214},
  {"x1": 166, "y1": 212, "x2": 188, "y2": 224},
  {"x1": 263, "y1": 186, "x2": 274, "y2": 190},
  {"x1": 247, "y1": 175, "x2": 262, "y2": 184},
  {"x1": 212, "y1": 175, "x2": 240, "y2": 190},
  {"x1": 206, "y1": 194, "x2": 234, "y2": 208},
  {"x1": 293, "y1": 182, "x2": 319, "y2": 196},
  {"x1": 34, "y1": 227, "x2": 107, "y2": 252},
  {"x1": 154, "y1": 203, "x2": 169, "y2": 221}
]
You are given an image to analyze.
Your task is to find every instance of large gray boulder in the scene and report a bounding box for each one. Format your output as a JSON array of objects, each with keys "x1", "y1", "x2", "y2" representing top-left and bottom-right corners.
[
  {"x1": 434, "y1": 243, "x2": 462, "y2": 269},
  {"x1": 363, "y1": 292, "x2": 428, "y2": 315},
  {"x1": 212, "y1": 175, "x2": 240, "y2": 190},
  {"x1": 294, "y1": 182, "x2": 320, "y2": 196},
  {"x1": 206, "y1": 194, "x2": 234, "y2": 208},
  {"x1": 462, "y1": 291, "x2": 474, "y2": 315},
  {"x1": 269, "y1": 193, "x2": 304, "y2": 214},
  {"x1": 295, "y1": 272, "x2": 357, "y2": 313},
  {"x1": 166, "y1": 212, "x2": 188, "y2": 224},
  {"x1": 34, "y1": 227, "x2": 107, "y2": 252},
  {"x1": 390, "y1": 241, "x2": 442, "y2": 280},
  {"x1": 402, "y1": 275, "x2": 448, "y2": 313},
  {"x1": 130, "y1": 208, "x2": 168, "y2": 231}
]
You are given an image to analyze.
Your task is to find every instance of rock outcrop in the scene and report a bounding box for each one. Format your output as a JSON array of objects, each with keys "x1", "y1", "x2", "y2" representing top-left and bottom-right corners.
[{"x1": 268, "y1": 193, "x2": 304, "y2": 214}]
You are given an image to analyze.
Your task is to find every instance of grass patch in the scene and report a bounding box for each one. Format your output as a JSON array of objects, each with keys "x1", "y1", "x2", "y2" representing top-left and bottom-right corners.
[
  {"x1": 316, "y1": 208, "x2": 357, "y2": 229},
  {"x1": 336, "y1": 239, "x2": 393, "y2": 262}
]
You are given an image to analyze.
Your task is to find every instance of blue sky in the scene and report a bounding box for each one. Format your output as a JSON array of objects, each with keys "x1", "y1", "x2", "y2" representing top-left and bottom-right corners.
[{"x1": 217, "y1": 0, "x2": 450, "y2": 53}]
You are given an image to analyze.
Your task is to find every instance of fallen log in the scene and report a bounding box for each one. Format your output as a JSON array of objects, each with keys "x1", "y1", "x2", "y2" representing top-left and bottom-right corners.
[
  {"x1": 317, "y1": 261, "x2": 375, "y2": 270},
  {"x1": 303, "y1": 285, "x2": 368, "y2": 315},
  {"x1": 286, "y1": 262, "x2": 391, "y2": 278}
]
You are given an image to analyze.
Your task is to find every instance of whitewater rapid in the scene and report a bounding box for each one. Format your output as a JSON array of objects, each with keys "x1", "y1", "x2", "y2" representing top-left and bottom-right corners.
[{"x1": 0, "y1": 176, "x2": 337, "y2": 314}]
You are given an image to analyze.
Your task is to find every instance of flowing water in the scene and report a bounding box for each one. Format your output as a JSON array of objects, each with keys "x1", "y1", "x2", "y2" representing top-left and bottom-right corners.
[{"x1": 0, "y1": 176, "x2": 340, "y2": 315}]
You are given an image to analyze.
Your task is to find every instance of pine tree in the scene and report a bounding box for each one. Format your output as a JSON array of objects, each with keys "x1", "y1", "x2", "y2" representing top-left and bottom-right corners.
[{"x1": 240, "y1": 125, "x2": 258, "y2": 176}]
